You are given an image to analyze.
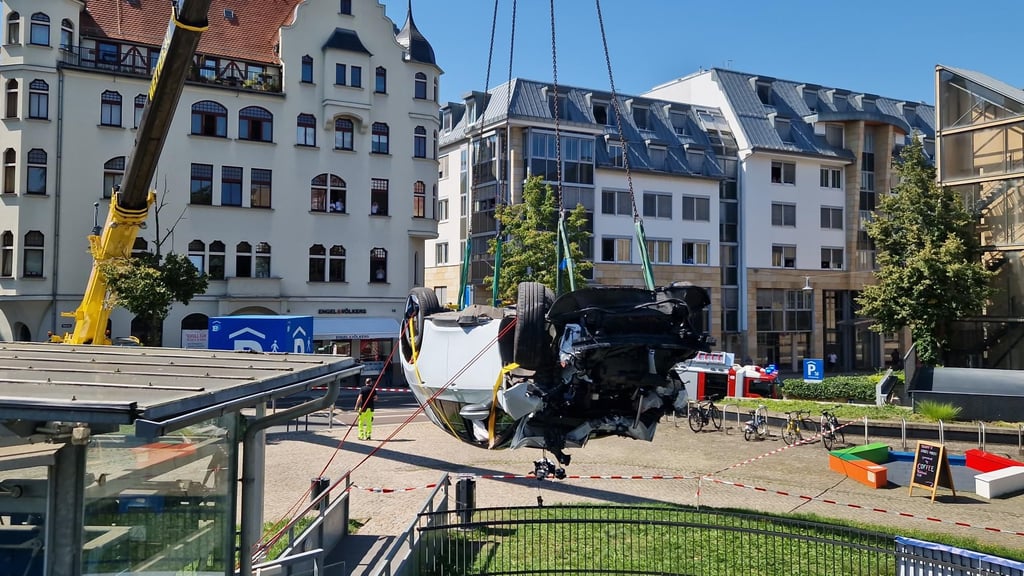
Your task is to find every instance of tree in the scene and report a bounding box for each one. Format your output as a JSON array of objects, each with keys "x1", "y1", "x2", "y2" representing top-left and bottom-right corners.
[
  {"x1": 856, "y1": 136, "x2": 991, "y2": 366},
  {"x1": 485, "y1": 176, "x2": 592, "y2": 303}
]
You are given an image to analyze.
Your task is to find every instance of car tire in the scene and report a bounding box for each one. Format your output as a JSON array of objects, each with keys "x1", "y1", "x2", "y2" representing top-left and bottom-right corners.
[
  {"x1": 402, "y1": 287, "x2": 442, "y2": 361},
  {"x1": 514, "y1": 281, "x2": 551, "y2": 370}
]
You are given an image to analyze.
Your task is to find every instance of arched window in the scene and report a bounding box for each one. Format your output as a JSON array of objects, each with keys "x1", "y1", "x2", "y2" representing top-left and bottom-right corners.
[
  {"x1": 6, "y1": 12, "x2": 21, "y2": 45},
  {"x1": 371, "y1": 122, "x2": 389, "y2": 154},
  {"x1": 308, "y1": 244, "x2": 326, "y2": 282},
  {"x1": 134, "y1": 94, "x2": 147, "y2": 128},
  {"x1": 28, "y1": 79, "x2": 48, "y2": 119},
  {"x1": 209, "y1": 240, "x2": 225, "y2": 279},
  {"x1": 29, "y1": 13, "x2": 50, "y2": 46},
  {"x1": 329, "y1": 245, "x2": 346, "y2": 282},
  {"x1": 369, "y1": 247, "x2": 387, "y2": 283},
  {"x1": 239, "y1": 106, "x2": 273, "y2": 142},
  {"x1": 23, "y1": 230, "x2": 44, "y2": 277},
  {"x1": 413, "y1": 125, "x2": 427, "y2": 158},
  {"x1": 370, "y1": 178, "x2": 388, "y2": 215},
  {"x1": 413, "y1": 180, "x2": 426, "y2": 218},
  {"x1": 3, "y1": 149, "x2": 15, "y2": 194},
  {"x1": 300, "y1": 55, "x2": 313, "y2": 83},
  {"x1": 187, "y1": 240, "x2": 206, "y2": 273},
  {"x1": 296, "y1": 113, "x2": 316, "y2": 146},
  {"x1": 60, "y1": 18, "x2": 73, "y2": 50},
  {"x1": 102, "y1": 156, "x2": 125, "y2": 199},
  {"x1": 374, "y1": 66, "x2": 387, "y2": 94},
  {"x1": 100, "y1": 90, "x2": 121, "y2": 126},
  {"x1": 191, "y1": 100, "x2": 227, "y2": 137},
  {"x1": 1, "y1": 231, "x2": 13, "y2": 277},
  {"x1": 414, "y1": 72, "x2": 427, "y2": 100},
  {"x1": 5, "y1": 79, "x2": 18, "y2": 119},
  {"x1": 433, "y1": 77, "x2": 439, "y2": 102},
  {"x1": 433, "y1": 130, "x2": 438, "y2": 159},
  {"x1": 310, "y1": 173, "x2": 345, "y2": 213},
  {"x1": 235, "y1": 242, "x2": 252, "y2": 278},
  {"x1": 26, "y1": 149, "x2": 46, "y2": 195},
  {"x1": 255, "y1": 242, "x2": 271, "y2": 278},
  {"x1": 180, "y1": 313, "x2": 209, "y2": 347},
  {"x1": 334, "y1": 118, "x2": 354, "y2": 150}
]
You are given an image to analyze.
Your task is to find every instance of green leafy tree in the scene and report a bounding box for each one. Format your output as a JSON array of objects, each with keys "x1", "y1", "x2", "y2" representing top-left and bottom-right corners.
[
  {"x1": 485, "y1": 176, "x2": 592, "y2": 303},
  {"x1": 856, "y1": 136, "x2": 991, "y2": 365},
  {"x1": 100, "y1": 252, "x2": 208, "y2": 346}
]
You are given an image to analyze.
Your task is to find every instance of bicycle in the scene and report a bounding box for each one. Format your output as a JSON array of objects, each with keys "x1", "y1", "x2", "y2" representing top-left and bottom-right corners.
[
  {"x1": 742, "y1": 404, "x2": 769, "y2": 441},
  {"x1": 819, "y1": 408, "x2": 845, "y2": 450},
  {"x1": 780, "y1": 410, "x2": 816, "y2": 445},
  {"x1": 688, "y1": 395, "x2": 723, "y2": 433}
]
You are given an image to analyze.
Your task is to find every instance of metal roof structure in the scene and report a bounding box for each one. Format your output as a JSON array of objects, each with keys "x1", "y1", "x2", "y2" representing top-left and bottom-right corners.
[
  {"x1": 938, "y1": 65, "x2": 1024, "y2": 107},
  {"x1": 0, "y1": 342, "x2": 359, "y2": 439}
]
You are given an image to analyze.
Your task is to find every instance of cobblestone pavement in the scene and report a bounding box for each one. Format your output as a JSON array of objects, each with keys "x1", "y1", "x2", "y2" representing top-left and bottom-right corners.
[{"x1": 263, "y1": 410, "x2": 1024, "y2": 552}]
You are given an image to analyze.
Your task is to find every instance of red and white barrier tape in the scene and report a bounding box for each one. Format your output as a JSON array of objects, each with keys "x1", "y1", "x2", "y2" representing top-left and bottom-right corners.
[{"x1": 712, "y1": 419, "x2": 858, "y2": 474}]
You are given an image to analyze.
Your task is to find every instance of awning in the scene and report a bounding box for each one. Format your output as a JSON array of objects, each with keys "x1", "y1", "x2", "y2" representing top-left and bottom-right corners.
[{"x1": 314, "y1": 317, "x2": 400, "y2": 340}]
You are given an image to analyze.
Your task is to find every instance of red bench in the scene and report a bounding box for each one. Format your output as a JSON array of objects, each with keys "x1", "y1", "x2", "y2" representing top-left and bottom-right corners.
[{"x1": 965, "y1": 449, "x2": 1024, "y2": 473}]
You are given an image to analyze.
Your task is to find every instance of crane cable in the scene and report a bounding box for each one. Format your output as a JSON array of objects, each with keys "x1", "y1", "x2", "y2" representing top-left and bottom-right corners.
[
  {"x1": 594, "y1": 0, "x2": 655, "y2": 290},
  {"x1": 491, "y1": 0, "x2": 517, "y2": 306},
  {"x1": 549, "y1": 0, "x2": 577, "y2": 295}
]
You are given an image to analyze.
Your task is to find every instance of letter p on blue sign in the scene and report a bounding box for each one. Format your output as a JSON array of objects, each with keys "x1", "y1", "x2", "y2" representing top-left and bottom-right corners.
[{"x1": 803, "y1": 359, "x2": 824, "y2": 383}]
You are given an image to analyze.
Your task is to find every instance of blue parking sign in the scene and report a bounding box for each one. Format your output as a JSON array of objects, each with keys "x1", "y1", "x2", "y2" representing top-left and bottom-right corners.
[{"x1": 803, "y1": 359, "x2": 824, "y2": 383}]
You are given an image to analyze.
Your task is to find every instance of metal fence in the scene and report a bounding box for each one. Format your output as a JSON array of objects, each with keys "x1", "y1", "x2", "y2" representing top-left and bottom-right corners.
[{"x1": 415, "y1": 504, "x2": 897, "y2": 576}]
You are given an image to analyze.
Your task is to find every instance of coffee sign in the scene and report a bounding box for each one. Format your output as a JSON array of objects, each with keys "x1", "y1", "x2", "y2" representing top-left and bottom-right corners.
[{"x1": 909, "y1": 440, "x2": 956, "y2": 501}]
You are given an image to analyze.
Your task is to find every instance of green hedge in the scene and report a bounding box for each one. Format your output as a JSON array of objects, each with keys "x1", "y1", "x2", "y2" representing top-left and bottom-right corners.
[{"x1": 780, "y1": 375, "x2": 878, "y2": 403}]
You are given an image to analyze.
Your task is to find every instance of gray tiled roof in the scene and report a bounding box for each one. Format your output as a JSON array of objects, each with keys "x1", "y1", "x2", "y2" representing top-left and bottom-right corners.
[
  {"x1": 438, "y1": 78, "x2": 730, "y2": 179},
  {"x1": 322, "y1": 28, "x2": 371, "y2": 55},
  {"x1": 711, "y1": 69, "x2": 935, "y2": 159}
]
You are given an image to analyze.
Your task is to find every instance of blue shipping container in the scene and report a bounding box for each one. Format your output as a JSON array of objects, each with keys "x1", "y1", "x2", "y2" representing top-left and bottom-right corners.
[{"x1": 208, "y1": 315, "x2": 314, "y2": 354}]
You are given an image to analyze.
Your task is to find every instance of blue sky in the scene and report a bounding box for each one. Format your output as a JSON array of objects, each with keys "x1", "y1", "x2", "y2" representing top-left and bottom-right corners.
[{"x1": 383, "y1": 0, "x2": 1024, "y2": 106}]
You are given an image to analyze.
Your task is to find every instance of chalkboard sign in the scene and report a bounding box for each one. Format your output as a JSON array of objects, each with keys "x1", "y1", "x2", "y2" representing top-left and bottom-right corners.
[{"x1": 908, "y1": 441, "x2": 956, "y2": 501}]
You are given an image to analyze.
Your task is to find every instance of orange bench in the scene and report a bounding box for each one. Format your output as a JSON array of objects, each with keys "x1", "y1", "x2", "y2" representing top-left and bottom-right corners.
[
  {"x1": 829, "y1": 453, "x2": 888, "y2": 489},
  {"x1": 965, "y1": 449, "x2": 1024, "y2": 473}
]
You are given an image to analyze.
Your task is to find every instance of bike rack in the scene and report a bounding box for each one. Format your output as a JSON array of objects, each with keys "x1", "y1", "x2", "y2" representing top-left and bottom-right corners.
[
  {"x1": 900, "y1": 418, "x2": 907, "y2": 451},
  {"x1": 863, "y1": 416, "x2": 869, "y2": 444},
  {"x1": 1018, "y1": 424, "x2": 1023, "y2": 455},
  {"x1": 977, "y1": 421, "x2": 986, "y2": 452},
  {"x1": 722, "y1": 403, "x2": 739, "y2": 433},
  {"x1": 938, "y1": 419, "x2": 945, "y2": 445}
]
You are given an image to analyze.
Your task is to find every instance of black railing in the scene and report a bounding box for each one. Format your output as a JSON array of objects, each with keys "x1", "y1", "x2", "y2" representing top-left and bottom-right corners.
[{"x1": 416, "y1": 505, "x2": 896, "y2": 576}]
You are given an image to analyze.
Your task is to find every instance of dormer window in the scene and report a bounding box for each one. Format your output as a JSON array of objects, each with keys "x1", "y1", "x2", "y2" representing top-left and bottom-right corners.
[
  {"x1": 801, "y1": 86, "x2": 818, "y2": 112},
  {"x1": 633, "y1": 105, "x2": 649, "y2": 130},
  {"x1": 825, "y1": 123, "x2": 844, "y2": 148},
  {"x1": 648, "y1": 145, "x2": 666, "y2": 170},
  {"x1": 549, "y1": 94, "x2": 568, "y2": 120},
  {"x1": 466, "y1": 100, "x2": 476, "y2": 124},
  {"x1": 441, "y1": 109, "x2": 452, "y2": 132},
  {"x1": 686, "y1": 150, "x2": 705, "y2": 174},
  {"x1": 670, "y1": 110, "x2": 688, "y2": 136},
  {"x1": 755, "y1": 81, "x2": 772, "y2": 106},
  {"x1": 593, "y1": 101, "x2": 615, "y2": 127},
  {"x1": 774, "y1": 117, "x2": 792, "y2": 143}
]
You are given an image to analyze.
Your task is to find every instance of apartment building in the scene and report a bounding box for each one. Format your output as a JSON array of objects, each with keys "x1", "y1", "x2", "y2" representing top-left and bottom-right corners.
[
  {"x1": 0, "y1": 0, "x2": 440, "y2": 363},
  {"x1": 429, "y1": 78, "x2": 734, "y2": 340},
  {"x1": 647, "y1": 69, "x2": 934, "y2": 371},
  {"x1": 935, "y1": 65, "x2": 1024, "y2": 369}
]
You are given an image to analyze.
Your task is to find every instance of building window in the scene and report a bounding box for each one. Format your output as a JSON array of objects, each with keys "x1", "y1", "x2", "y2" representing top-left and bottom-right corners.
[
  {"x1": 633, "y1": 106, "x2": 649, "y2": 130},
  {"x1": 311, "y1": 173, "x2": 346, "y2": 213},
  {"x1": 235, "y1": 242, "x2": 252, "y2": 278},
  {"x1": 335, "y1": 63, "x2": 347, "y2": 86},
  {"x1": 413, "y1": 126, "x2": 427, "y2": 158},
  {"x1": 29, "y1": 13, "x2": 49, "y2": 46},
  {"x1": 26, "y1": 79, "x2": 49, "y2": 120},
  {"x1": 254, "y1": 242, "x2": 271, "y2": 278},
  {"x1": 351, "y1": 65, "x2": 362, "y2": 87},
  {"x1": 371, "y1": 122, "x2": 389, "y2": 154},
  {"x1": 308, "y1": 244, "x2": 326, "y2": 282},
  {"x1": 437, "y1": 198, "x2": 449, "y2": 221},
  {"x1": 435, "y1": 242, "x2": 449, "y2": 265},
  {"x1": 60, "y1": 18, "x2": 72, "y2": 50},
  {"x1": 26, "y1": 148, "x2": 46, "y2": 195},
  {"x1": 825, "y1": 123, "x2": 844, "y2": 148},
  {"x1": 334, "y1": 118, "x2": 354, "y2": 150},
  {"x1": 774, "y1": 118, "x2": 792, "y2": 143},
  {"x1": 414, "y1": 72, "x2": 427, "y2": 99},
  {"x1": 239, "y1": 106, "x2": 273, "y2": 142},
  {"x1": 328, "y1": 245, "x2": 346, "y2": 282},
  {"x1": 819, "y1": 166, "x2": 841, "y2": 189},
  {"x1": 296, "y1": 113, "x2": 316, "y2": 146},
  {"x1": 756, "y1": 288, "x2": 812, "y2": 333},
  {"x1": 601, "y1": 237, "x2": 631, "y2": 263},
  {"x1": 608, "y1": 142, "x2": 624, "y2": 167},
  {"x1": 6, "y1": 12, "x2": 20, "y2": 44},
  {"x1": 99, "y1": 90, "x2": 121, "y2": 126},
  {"x1": 601, "y1": 189, "x2": 631, "y2": 215},
  {"x1": 375, "y1": 66, "x2": 387, "y2": 94},
  {"x1": 861, "y1": 131, "x2": 876, "y2": 194},
  {"x1": 771, "y1": 202, "x2": 796, "y2": 227},
  {"x1": 771, "y1": 160, "x2": 795, "y2": 184},
  {"x1": 642, "y1": 192, "x2": 672, "y2": 219},
  {"x1": 0, "y1": 231, "x2": 12, "y2": 277},
  {"x1": 22, "y1": 230, "x2": 43, "y2": 277},
  {"x1": 433, "y1": 130, "x2": 438, "y2": 159},
  {"x1": 187, "y1": 240, "x2": 205, "y2": 273},
  {"x1": 820, "y1": 206, "x2": 843, "y2": 229},
  {"x1": 102, "y1": 156, "x2": 125, "y2": 199},
  {"x1": 221, "y1": 166, "x2": 242, "y2": 206},
  {"x1": 369, "y1": 247, "x2": 387, "y2": 283},
  {"x1": 439, "y1": 155, "x2": 449, "y2": 179},
  {"x1": 300, "y1": 55, "x2": 313, "y2": 83},
  {"x1": 433, "y1": 77, "x2": 439, "y2": 102},
  {"x1": 134, "y1": 94, "x2": 146, "y2": 128},
  {"x1": 339, "y1": 0, "x2": 352, "y2": 15},
  {"x1": 208, "y1": 240, "x2": 225, "y2": 279},
  {"x1": 190, "y1": 163, "x2": 213, "y2": 205},
  {"x1": 191, "y1": 100, "x2": 227, "y2": 137},
  {"x1": 96, "y1": 41, "x2": 118, "y2": 68},
  {"x1": 821, "y1": 247, "x2": 844, "y2": 270},
  {"x1": 771, "y1": 244, "x2": 796, "y2": 268},
  {"x1": 3, "y1": 149, "x2": 15, "y2": 194},
  {"x1": 681, "y1": 195, "x2": 710, "y2": 221},
  {"x1": 250, "y1": 168, "x2": 272, "y2": 208},
  {"x1": 413, "y1": 181, "x2": 426, "y2": 218},
  {"x1": 370, "y1": 178, "x2": 389, "y2": 215},
  {"x1": 682, "y1": 240, "x2": 709, "y2": 265},
  {"x1": 5, "y1": 79, "x2": 18, "y2": 118},
  {"x1": 645, "y1": 239, "x2": 672, "y2": 264}
]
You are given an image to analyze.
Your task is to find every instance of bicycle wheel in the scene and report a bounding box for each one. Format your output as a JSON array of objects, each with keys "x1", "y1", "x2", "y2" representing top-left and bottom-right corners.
[
  {"x1": 688, "y1": 410, "x2": 704, "y2": 433},
  {"x1": 743, "y1": 426, "x2": 755, "y2": 441},
  {"x1": 756, "y1": 420, "x2": 768, "y2": 438},
  {"x1": 782, "y1": 423, "x2": 797, "y2": 445},
  {"x1": 821, "y1": 417, "x2": 834, "y2": 451},
  {"x1": 834, "y1": 424, "x2": 845, "y2": 446},
  {"x1": 801, "y1": 417, "x2": 817, "y2": 437},
  {"x1": 710, "y1": 406, "x2": 722, "y2": 430}
]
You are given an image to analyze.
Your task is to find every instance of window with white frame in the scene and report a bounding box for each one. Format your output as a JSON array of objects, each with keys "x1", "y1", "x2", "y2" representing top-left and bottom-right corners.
[
  {"x1": 819, "y1": 166, "x2": 841, "y2": 189},
  {"x1": 334, "y1": 118, "x2": 354, "y2": 150},
  {"x1": 439, "y1": 155, "x2": 449, "y2": 179},
  {"x1": 60, "y1": 18, "x2": 72, "y2": 49},
  {"x1": 102, "y1": 156, "x2": 124, "y2": 199},
  {"x1": 771, "y1": 202, "x2": 796, "y2": 227},
  {"x1": 770, "y1": 160, "x2": 795, "y2": 184},
  {"x1": 434, "y1": 286, "x2": 448, "y2": 307},
  {"x1": 437, "y1": 198, "x2": 449, "y2": 221},
  {"x1": 413, "y1": 181, "x2": 426, "y2": 218},
  {"x1": 239, "y1": 106, "x2": 273, "y2": 142},
  {"x1": 601, "y1": 189, "x2": 631, "y2": 215},
  {"x1": 771, "y1": 244, "x2": 796, "y2": 268},
  {"x1": 296, "y1": 113, "x2": 316, "y2": 146},
  {"x1": 300, "y1": 55, "x2": 313, "y2": 83},
  {"x1": 187, "y1": 239, "x2": 205, "y2": 273},
  {"x1": 221, "y1": 166, "x2": 242, "y2": 206},
  {"x1": 371, "y1": 122, "x2": 389, "y2": 154},
  {"x1": 435, "y1": 242, "x2": 449, "y2": 265},
  {"x1": 642, "y1": 192, "x2": 672, "y2": 219},
  {"x1": 0, "y1": 231, "x2": 12, "y2": 277},
  {"x1": 7, "y1": 12, "x2": 21, "y2": 45},
  {"x1": 820, "y1": 206, "x2": 843, "y2": 229},
  {"x1": 26, "y1": 148, "x2": 46, "y2": 195},
  {"x1": 681, "y1": 195, "x2": 710, "y2": 221},
  {"x1": 5, "y1": 79, "x2": 18, "y2": 118},
  {"x1": 608, "y1": 142, "x2": 624, "y2": 167},
  {"x1": 413, "y1": 126, "x2": 427, "y2": 158},
  {"x1": 600, "y1": 236, "x2": 631, "y2": 263},
  {"x1": 414, "y1": 72, "x2": 427, "y2": 99},
  {"x1": 29, "y1": 13, "x2": 49, "y2": 46},
  {"x1": 3, "y1": 149, "x2": 14, "y2": 194},
  {"x1": 821, "y1": 247, "x2": 843, "y2": 270},
  {"x1": 645, "y1": 239, "x2": 671, "y2": 264},
  {"x1": 28, "y1": 80, "x2": 48, "y2": 119},
  {"x1": 682, "y1": 240, "x2": 709, "y2": 265}
]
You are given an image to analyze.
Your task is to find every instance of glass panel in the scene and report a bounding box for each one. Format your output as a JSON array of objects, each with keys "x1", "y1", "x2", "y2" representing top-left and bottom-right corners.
[{"x1": 0, "y1": 465, "x2": 48, "y2": 574}]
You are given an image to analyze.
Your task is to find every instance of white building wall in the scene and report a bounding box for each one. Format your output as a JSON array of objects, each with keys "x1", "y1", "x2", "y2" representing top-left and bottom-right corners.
[{"x1": 646, "y1": 71, "x2": 754, "y2": 151}]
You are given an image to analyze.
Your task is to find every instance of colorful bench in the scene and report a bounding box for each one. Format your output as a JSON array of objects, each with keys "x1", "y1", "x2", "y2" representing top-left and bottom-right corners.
[
  {"x1": 829, "y1": 449, "x2": 889, "y2": 489},
  {"x1": 965, "y1": 449, "x2": 1024, "y2": 473},
  {"x1": 835, "y1": 442, "x2": 890, "y2": 464},
  {"x1": 975, "y1": 466, "x2": 1024, "y2": 499}
]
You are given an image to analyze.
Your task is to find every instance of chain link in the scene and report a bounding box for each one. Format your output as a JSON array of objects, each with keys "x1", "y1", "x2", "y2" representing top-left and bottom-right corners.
[{"x1": 595, "y1": 0, "x2": 638, "y2": 220}]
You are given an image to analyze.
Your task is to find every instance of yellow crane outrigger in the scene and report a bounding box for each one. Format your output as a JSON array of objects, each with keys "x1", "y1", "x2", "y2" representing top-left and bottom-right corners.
[{"x1": 52, "y1": 0, "x2": 212, "y2": 345}]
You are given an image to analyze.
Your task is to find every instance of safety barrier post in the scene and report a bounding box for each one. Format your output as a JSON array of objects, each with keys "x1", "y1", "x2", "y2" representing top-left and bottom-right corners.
[
  {"x1": 863, "y1": 416, "x2": 869, "y2": 444},
  {"x1": 977, "y1": 421, "x2": 986, "y2": 452},
  {"x1": 1019, "y1": 424, "x2": 1023, "y2": 455},
  {"x1": 722, "y1": 403, "x2": 738, "y2": 434},
  {"x1": 900, "y1": 418, "x2": 907, "y2": 451},
  {"x1": 938, "y1": 420, "x2": 945, "y2": 445}
]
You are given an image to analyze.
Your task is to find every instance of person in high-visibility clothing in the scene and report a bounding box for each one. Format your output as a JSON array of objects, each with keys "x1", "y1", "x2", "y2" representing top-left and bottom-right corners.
[{"x1": 355, "y1": 378, "x2": 377, "y2": 440}]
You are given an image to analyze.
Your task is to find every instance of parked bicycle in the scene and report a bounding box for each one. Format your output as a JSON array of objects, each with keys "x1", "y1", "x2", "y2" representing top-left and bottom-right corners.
[
  {"x1": 780, "y1": 410, "x2": 816, "y2": 446},
  {"x1": 688, "y1": 395, "x2": 723, "y2": 433},
  {"x1": 742, "y1": 404, "x2": 769, "y2": 441},
  {"x1": 820, "y1": 408, "x2": 845, "y2": 450}
]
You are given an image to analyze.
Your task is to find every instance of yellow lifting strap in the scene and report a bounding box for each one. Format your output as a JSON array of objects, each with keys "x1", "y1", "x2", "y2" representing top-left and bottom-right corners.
[
  {"x1": 487, "y1": 362, "x2": 520, "y2": 448},
  {"x1": 406, "y1": 317, "x2": 461, "y2": 440},
  {"x1": 172, "y1": 6, "x2": 210, "y2": 33}
]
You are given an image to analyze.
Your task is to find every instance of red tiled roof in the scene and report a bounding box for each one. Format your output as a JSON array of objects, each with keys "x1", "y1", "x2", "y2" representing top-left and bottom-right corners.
[{"x1": 80, "y1": 0, "x2": 303, "y2": 64}]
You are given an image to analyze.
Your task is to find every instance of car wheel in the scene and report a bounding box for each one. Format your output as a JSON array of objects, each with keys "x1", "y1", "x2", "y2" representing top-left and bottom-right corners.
[
  {"x1": 402, "y1": 287, "x2": 442, "y2": 361},
  {"x1": 513, "y1": 281, "x2": 551, "y2": 370}
]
